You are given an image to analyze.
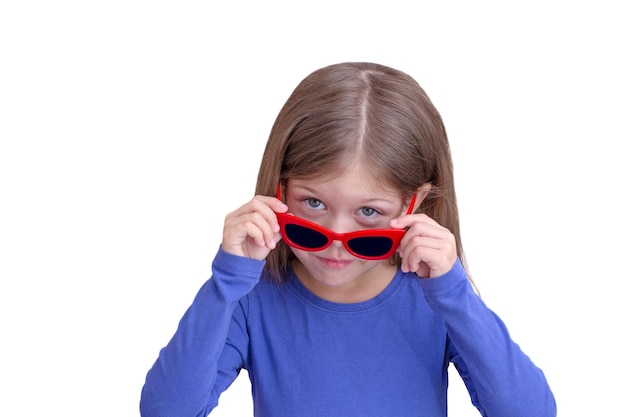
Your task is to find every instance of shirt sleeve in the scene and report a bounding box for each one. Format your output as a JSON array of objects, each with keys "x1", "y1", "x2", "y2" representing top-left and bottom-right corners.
[
  {"x1": 420, "y1": 259, "x2": 557, "y2": 417},
  {"x1": 139, "y1": 247, "x2": 264, "y2": 417}
]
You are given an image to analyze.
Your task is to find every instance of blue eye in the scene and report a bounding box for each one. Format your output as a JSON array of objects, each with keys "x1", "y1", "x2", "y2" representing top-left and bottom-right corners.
[
  {"x1": 360, "y1": 207, "x2": 379, "y2": 217},
  {"x1": 305, "y1": 198, "x2": 324, "y2": 209}
]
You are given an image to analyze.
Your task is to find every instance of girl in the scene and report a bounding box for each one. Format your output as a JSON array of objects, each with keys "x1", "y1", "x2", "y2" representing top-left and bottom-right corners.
[{"x1": 140, "y1": 62, "x2": 556, "y2": 416}]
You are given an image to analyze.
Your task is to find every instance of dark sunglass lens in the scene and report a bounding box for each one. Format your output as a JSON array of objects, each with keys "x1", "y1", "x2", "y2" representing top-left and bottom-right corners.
[
  {"x1": 347, "y1": 237, "x2": 394, "y2": 258},
  {"x1": 284, "y1": 224, "x2": 329, "y2": 249}
]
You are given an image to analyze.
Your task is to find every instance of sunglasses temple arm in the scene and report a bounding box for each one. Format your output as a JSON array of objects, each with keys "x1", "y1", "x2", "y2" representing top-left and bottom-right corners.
[{"x1": 406, "y1": 193, "x2": 418, "y2": 214}]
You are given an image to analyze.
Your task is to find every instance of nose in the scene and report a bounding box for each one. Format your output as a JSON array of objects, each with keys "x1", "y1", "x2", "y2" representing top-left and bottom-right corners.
[
  {"x1": 323, "y1": 215, "x2": 355, "y2": 236},
  {"x1": 321, "y1": 216, "x2": 356, "y2": 251}
]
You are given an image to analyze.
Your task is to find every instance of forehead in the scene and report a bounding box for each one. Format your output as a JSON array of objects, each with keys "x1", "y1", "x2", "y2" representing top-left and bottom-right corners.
[{"x1": 289, "y1": 162, "x2": 399, "y2": 199}]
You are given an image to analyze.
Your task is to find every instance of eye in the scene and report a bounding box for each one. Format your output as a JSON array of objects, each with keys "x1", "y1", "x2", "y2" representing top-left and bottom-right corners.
[
  {"x1": 359, "y1": 207, "x2": 380, "y2": 217},
  {"x1": 304, "y1": 198, "x2": 325, "y2": 210}
]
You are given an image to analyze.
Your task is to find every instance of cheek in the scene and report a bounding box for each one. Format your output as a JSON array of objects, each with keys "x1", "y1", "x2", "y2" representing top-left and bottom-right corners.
[
  {"x1": 290, "y1": 248, "x2": 328, "y2": 271},
  {"x1": 291, "y1": 247, "x2": 334, "y2": 264},
  {"x1": 291, "y1": 247, "x2": 313, "y2": 262}
]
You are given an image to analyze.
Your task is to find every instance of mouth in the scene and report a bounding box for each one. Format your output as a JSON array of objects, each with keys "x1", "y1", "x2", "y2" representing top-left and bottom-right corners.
[{"x1": 317, "y1": 256, "x2": 353, "y2": 269}]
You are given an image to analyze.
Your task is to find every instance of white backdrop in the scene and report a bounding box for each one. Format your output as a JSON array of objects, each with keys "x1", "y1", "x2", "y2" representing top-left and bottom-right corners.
[{"x1": 1, "y1": 1, "x2": 624, "y2": 416}]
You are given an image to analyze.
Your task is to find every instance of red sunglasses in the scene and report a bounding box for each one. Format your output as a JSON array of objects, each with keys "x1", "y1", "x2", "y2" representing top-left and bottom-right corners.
[{"x1": 275, "y1": 185, "x2": 417, "y2": 260}]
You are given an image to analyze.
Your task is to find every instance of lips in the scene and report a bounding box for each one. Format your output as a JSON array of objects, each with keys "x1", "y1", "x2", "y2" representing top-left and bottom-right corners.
[{"x1": 317, "y1": 256, "x2": 353, "y2": 269}]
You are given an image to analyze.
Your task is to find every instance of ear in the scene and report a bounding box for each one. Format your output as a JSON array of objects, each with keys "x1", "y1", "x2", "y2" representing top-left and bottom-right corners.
[{"x1": 410, "y1": 182, "x2": 432, "y2": 212}]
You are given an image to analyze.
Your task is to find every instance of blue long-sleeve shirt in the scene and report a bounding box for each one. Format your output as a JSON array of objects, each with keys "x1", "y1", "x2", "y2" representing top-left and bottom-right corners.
[{"x1": 140, "y1": 248, "x2": 556, "y2": 416}]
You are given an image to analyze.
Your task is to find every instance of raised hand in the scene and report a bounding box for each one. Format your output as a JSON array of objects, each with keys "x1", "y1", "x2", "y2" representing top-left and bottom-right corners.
[
  {"x1": 222, "y1": 195, "x2": 287, "y2": 261},
  {"x1": 390, "y1": 213, "x2": 457, "y2": 278}
]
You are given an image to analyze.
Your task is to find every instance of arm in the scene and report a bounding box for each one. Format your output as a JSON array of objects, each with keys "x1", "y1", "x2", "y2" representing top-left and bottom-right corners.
[
  {"x1": 139, "y1": 248, "x2": 264, "y2": 417},
  {"x1": 421, "y1": 259, "x2": 557, "y2": 417},
  {"x1": 392, "y1": 212, "x2": 556, "y2": 416},
  {"x1": 141, "y1": 194, "x2": 286, "y2": 416}
]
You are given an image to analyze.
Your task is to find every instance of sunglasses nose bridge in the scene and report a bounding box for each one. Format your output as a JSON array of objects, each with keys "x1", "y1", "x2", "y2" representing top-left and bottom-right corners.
[
  {"x1": 323, "y1": 223, "x2": 365, "y2": 254},
  {"x1": 327, "y1": 236, "x2": 348, "y2": 249},
  {"x1": 311, "y1": 219, "x2": 357, "y2": 252}
]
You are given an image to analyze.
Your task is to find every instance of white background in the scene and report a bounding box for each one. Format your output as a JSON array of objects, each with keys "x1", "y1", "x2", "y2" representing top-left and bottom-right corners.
[{"x1": 1, "y1": 1, "x2": 624, "y2": 416}]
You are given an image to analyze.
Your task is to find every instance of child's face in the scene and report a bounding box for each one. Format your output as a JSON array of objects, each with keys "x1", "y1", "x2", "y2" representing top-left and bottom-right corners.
[{"x1": 284, "y1": 162, "x2": 408, "y2": 299}]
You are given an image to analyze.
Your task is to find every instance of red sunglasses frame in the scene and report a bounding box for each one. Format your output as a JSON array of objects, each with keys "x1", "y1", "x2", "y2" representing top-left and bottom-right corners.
[{"x1": 275, "y1": 184, "x2": 417, "y2": 260}]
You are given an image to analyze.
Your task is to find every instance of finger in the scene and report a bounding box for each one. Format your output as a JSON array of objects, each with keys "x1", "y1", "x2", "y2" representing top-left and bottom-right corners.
[
  {"x1": 400, "y1": 255, "x2": 430, "y2": 277},
  {"x1": 229, "y1": 195, "x2": 288, "y2": 223},
  {"x1": 398, "y1": 223, "x2": 452, "y2": 248},
  {"x1": 225, "y1": 211, "x2": 278, "y2": 249},
  {"x1": 400, "y1": 237, "x2": 456, "y2": 277},
  {"x1": 227, "y1": 196, "x2": 288, "y2": 235},
  {"x1": 390, "y1": 213, "x2": 441, "y2": 230}
]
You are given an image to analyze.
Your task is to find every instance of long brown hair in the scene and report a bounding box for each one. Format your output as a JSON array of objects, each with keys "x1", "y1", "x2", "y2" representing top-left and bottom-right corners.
[{"x1": 255, "y1": 62, "x2": 470, "y2": 286}]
